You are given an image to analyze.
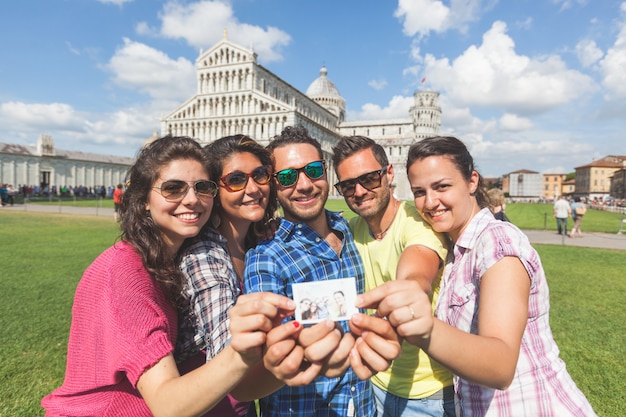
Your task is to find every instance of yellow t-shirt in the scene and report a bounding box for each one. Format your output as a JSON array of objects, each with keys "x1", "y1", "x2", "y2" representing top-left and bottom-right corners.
[{"x1": 349, "y1": 201, "x2": 453, "y2": 399}]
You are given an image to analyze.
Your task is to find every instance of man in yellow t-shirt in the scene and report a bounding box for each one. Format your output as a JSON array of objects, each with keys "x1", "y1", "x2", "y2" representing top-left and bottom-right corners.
[{"x1": 332, "y1": 136, "x2": 455, "y2": 417}]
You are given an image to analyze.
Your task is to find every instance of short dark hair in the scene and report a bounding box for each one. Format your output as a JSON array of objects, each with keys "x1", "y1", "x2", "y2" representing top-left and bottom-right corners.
[
  {"x1": 266, "y1": 125, "x2": 323, "y2": 162},
  {"x1": 331, "y1": 135, "x2": 388, "y2": 170}
]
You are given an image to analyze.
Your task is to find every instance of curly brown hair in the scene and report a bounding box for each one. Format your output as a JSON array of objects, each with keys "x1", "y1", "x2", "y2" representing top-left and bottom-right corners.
[{"x1": 119, "y1": 135, "x2": 211, "y2": 307}]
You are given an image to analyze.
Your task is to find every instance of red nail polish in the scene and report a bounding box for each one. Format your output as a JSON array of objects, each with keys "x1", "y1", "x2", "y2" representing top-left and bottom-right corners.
[{"x1": 292, "y1": 321, "x2": 300, "y2": 329}]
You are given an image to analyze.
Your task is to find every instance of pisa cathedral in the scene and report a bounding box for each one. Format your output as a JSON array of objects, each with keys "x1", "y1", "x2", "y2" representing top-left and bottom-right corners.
[
  {"x1": 161, "y1": 35, "x2": 442, "y2": 200},
  {"x1": 0, "y1": 35, "x2": 442, "y2": 198}
]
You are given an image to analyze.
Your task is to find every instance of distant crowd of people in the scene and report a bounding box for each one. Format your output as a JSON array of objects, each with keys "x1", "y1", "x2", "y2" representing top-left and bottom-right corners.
[
  {"x1": 0, "y1": 183, "x2": 17, "y2": 206},
  {"x1": 0, "y1": 184, "x2": 125, "y2": 201},
  {"x1": 553, "y1": 195, "x2": 589, "y2": 238}
]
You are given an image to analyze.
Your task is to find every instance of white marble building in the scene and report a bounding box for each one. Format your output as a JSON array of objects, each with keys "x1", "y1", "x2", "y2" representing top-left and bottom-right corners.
[
  {"x1": 0, "y1": 134, "x2": 133, "y2": 193},
  {"x1": 161, "y1": 35, "x2": 441, "y2": 200}
]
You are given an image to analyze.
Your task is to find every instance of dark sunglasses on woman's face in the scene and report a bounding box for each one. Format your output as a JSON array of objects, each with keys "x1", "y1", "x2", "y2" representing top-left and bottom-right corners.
[
  {"x1": 153, "y1": 179, "x2": 218, "y2": 201},
  {"x1": 273, "y1": 160, "x2": 325, "y2": 187},
  {"x1": 220, "y1": 165, "x2": 272, "y2": 192},
  {"x1": 334, "y1": 166, "x2": 388, "y2": 197}
]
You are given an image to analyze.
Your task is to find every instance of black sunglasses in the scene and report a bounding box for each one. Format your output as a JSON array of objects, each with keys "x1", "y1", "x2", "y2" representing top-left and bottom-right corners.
[
  {"x1": 274, "y1": 160, "x2": 325, "y2": 187},
  {"x1": 334, "y1": 166, "x2": 388, "y2": 197},
  {"x1": 220, "y1": 165, "x2": 272, "y2": 192},
  {"x1": 153, "y1": 179, "x2": 218, "y2": 201}
]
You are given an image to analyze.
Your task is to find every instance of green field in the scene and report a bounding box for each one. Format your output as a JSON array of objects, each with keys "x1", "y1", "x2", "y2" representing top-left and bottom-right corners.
[
  {"x1": 327, "y1": 199, "x2": 626, "y2": 233},
  {"x1": 1, "y1": 203, "x2": 624, "y2": 416}
]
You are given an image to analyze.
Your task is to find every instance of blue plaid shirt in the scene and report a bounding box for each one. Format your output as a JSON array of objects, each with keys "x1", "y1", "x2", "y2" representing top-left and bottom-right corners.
[{"x1": 244, "y1": 210, "x2": 375, "y2": 417}]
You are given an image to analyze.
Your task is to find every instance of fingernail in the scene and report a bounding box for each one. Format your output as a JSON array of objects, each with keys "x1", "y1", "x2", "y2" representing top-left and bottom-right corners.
[
  {"x1": 355, "y1": 296, "x2": 363, "y2": 306},
  {"x1": 292, "y1": 321, "x2": 300, "y2": 329},
  {"x1": 325, "y1": 319, "x2": 335, "y2": 328}
]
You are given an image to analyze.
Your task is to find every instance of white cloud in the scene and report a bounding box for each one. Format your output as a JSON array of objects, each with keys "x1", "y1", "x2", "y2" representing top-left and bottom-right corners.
[
  {"x1": 348, "y1": 95, "x2": 415, "y2": 120},
  {"x1": 420, "y1": 21, "x2": 596, "y2": 115},
  {"x1": 0, "y1": 102, "x2": 83, "y2": 131},
  {"x1": 514, "y1": 17, "x2": 533, "y2": 31},
  {"x1": 0, "y1": 100, "x2": 159, "y2": 153},
  {"x1": 368, "y1": 79, "x2": 388, "y2": 90},
  {"x1": 106, "y1": 38, "x2": 196, "y2": 103},
  {"x1": 575, "y1": 39, "x2": 603, "y2": 67},
  {"x1": 135, "y1": 21, "x2": 152, "y2": 37},
  {"x1": 598, "y1": 3, "x2": 626, "y2": 99},
  {"x1": 140, "y1": 1, "x2": 291, "y2": 63},
  {"x1": 97, "y1": 0, "x2": 134, "y2": 6},
  {"x1": 82, "y1": 106, "x2": 161, "y2": 147},
  {"x1": 499, "y1": 113, "x2": 534, "y2": 131},
  {"x1": 551, "y1": 0, "x2": 589, "y2": 12},
  {"x1": 394, "y1": 0, "x2": 450, "y2": 37},
  {"x1": 394, "y1": 0, "x2": 488, "y2": 38},
  {"x1": 65, "y1": 41, "x2": 80, "y2": 56}
]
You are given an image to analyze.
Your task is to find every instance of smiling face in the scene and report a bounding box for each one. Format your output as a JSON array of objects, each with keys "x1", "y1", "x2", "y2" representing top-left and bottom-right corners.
[
  {"x1": 335, "y1": 148, "x2": 392, "y2": 221},
  {"x1": 300, "y1": 298, "x2": 311, "y2": 312},
  {"x1": 217, "y1": 151, "x2": 270, "y2": 229},
  {"x1": 146, "y1": 158, "x2": 213, "y2": 254},
  {"x1": 407, "y1": 155, "x2": 480, "y2": 242},
  {"x1": 334, "y1": 291, "x2": 345, "y2": 306},
  {"x1": 272, "y1": 143, "x2": 328, "y2": 224}
]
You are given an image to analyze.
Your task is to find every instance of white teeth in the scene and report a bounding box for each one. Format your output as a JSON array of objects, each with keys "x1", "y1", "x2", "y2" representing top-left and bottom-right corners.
[
  {"x1": 431, "y1": 210, "x2": 446, "y2": 217},
  {"x1": 177, "y1": 213, "x2": 199, "y2": 220}
]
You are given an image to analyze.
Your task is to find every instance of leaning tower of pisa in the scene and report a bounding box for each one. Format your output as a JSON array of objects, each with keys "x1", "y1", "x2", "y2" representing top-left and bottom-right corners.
[{"x1": 410, "y1": 90, "x2": 441, "y2": 139}]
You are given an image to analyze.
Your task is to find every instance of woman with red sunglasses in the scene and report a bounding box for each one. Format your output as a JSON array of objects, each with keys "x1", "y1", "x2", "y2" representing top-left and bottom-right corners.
[{"x1": 175, "y1": 135, "x2": 281, "y2": 416}]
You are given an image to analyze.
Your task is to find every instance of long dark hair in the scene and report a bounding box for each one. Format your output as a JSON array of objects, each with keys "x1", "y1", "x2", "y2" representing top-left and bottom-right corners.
[
  {"x1": 205, "y1": 134, "x2": 278, "y2": 249},
  {"x1": 407, "y1": 136, "x2": 489, "y2": 208},
  {"x1": 120, "y1": 135, "x2": 211, "y2": 306}
]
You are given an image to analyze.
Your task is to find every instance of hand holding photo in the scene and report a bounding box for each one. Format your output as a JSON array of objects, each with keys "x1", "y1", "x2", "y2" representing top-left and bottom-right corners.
[{"x1": 292, "y1": 277, "x2": 358, "y2": 324}]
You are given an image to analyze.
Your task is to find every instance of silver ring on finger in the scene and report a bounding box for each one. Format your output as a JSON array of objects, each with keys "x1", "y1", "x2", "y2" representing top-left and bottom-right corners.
[{"x1": 408, "y1": 305, "x2": 416, "y2": 320}]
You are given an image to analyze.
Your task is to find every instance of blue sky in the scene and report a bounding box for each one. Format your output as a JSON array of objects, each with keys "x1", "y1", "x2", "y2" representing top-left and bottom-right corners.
[{"x1": 1, "y1": 0, "x2": 625, "y2": 177}]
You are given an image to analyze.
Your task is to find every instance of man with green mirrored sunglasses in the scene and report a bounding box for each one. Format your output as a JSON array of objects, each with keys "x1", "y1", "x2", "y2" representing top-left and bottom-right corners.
[{"x1": 244, "y1": 125, "x2": 401, "y2": 417}]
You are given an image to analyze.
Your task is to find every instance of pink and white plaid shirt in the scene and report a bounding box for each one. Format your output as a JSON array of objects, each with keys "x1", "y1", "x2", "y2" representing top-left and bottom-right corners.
[{"x1": 436, "y1": 209, "x2": 597, "y2": 417}]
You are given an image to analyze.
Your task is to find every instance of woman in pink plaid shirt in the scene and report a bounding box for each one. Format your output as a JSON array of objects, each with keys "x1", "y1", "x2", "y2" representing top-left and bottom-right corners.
[{"x1": 357, "y1": 136, "x2": 597, "y2": 417}]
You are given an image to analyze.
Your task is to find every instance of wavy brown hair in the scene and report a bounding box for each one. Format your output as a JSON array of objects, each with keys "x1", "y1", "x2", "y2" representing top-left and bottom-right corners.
[
  {"x1": 204, "y1": 134, "x2": 278, "y2": 249},
  {"x1": 119, "y1": 135, "x2": 211, "y2": 307}
]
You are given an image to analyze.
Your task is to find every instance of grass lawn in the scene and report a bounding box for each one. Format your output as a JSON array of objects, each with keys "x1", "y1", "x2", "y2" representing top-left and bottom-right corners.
[
  {"x1": 1, "y1": 206, "x2": 624, "y2": 416},
  {"x1": 326, "y1": 198, "x2": 626, "y2": 233}
]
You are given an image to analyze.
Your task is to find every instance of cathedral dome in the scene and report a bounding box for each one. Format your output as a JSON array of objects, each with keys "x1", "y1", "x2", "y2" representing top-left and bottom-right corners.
[
  {"x1": 306, "y1": 66, "x2": 342, "y2": 99},
  {"x1": 305, "y1": 66, "x2": 345, "y2": 122}
]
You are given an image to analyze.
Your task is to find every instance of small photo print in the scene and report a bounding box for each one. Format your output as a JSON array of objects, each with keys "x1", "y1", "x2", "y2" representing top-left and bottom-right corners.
[{"x1": 292, "y1": 277, "x2": 358, "y2": 324}]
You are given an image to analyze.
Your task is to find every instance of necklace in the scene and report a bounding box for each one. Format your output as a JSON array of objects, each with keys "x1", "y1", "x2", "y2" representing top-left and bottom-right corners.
[{"x1": 372, "y1": 199, "x2": 399, "y2": 240}]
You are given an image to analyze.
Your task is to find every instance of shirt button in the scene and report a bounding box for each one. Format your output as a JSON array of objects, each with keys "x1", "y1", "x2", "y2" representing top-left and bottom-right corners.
[
  {"x1": 351, "y1": 386, "x2": 356, "y2": 392},
  {"x1": 315, "y1": 237, "x2": 321, "y2": 242}
]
